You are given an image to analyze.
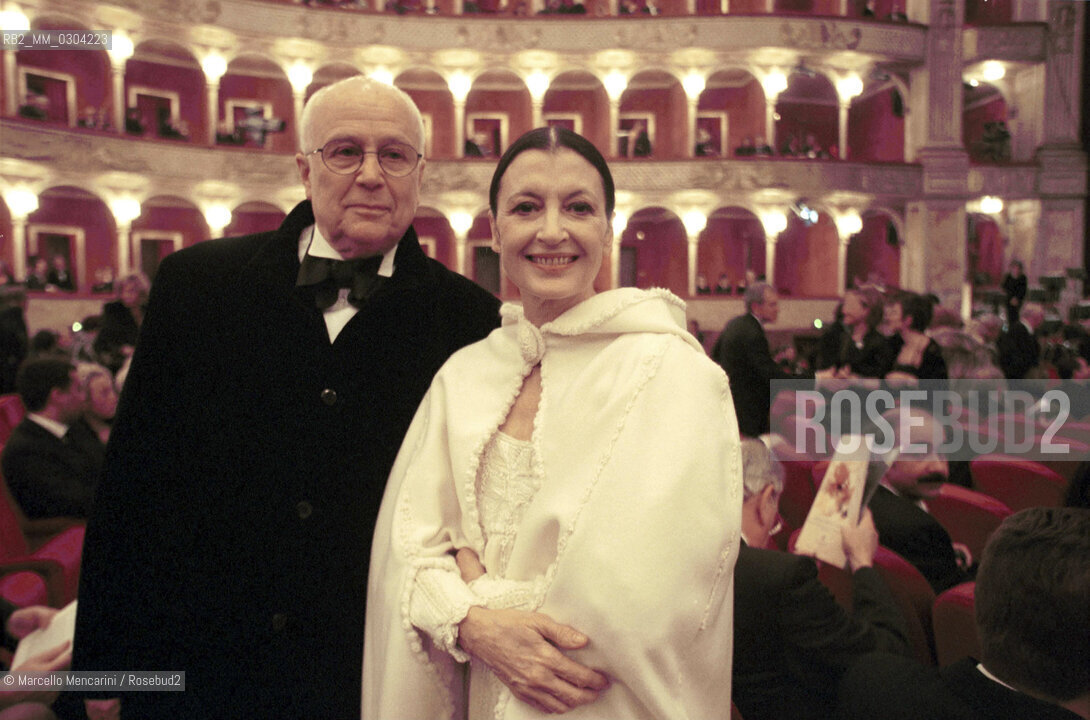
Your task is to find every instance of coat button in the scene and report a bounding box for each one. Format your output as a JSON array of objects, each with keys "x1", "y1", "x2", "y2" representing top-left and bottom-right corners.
[
  {"x1": 297, "y1": 501, "x2": 313, "y2": 519},
  {"x1": 272, "y1": 613, "x2": 288, "y2": 631},
  {"x1": 320, "y1": 388, "x2": 337, "y2": 406}
]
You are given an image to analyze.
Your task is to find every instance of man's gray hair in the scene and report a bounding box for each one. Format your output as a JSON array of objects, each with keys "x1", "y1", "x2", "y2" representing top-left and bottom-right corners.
[
  {"x1": 741, "y1": 437, "x2": 784, "y2": 500},
  {"x1": 744, "y1": 282, "x2": 772, "y2": 313},
  {"x1": 298, "y1": 75, "x2": 426, "y2": 153}
]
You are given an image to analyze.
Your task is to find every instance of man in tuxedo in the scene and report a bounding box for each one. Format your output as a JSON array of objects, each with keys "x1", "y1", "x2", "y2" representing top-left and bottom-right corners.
[
  {"x1": 998, "y1": 301, "x2": 1043, "y2": 379},
  {"x1": 1, "y1": 357, "x2": 102, "y2": 520},
  {"x1": 868, "y1": 407, "x2": 971, "y2": 594},
  {"x1": 713, "y1": 282, "x2": 796, "y2": 436},
  {"x1": 733, "y1": 439, "x2": 910, "y2": 720},
  {"x1": 837, "y1": 507, "x2": 1090, "y2": 720},
  {"x1": 70, "y1": 77, "x2": 500, "y2": 719}
]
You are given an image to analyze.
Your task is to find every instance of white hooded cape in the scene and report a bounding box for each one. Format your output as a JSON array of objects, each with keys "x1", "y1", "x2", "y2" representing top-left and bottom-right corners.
[{"x1": 363, "y1": 288, "x2": 742, "y2": 720}]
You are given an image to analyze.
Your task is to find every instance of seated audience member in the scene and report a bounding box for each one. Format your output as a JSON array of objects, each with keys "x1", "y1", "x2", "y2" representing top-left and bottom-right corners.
[
  {"x1": 928, "y1": 303, "x2": 963, "y2": 333},
  {"x1": 23, "y1": 258, "x2": 49, "y2": 292},
  {"x1": 997, "y1": 302, "x2": 1043, "y2": 380},
  {"x1": 463, "y1": 131, "x2": 487, "y2": 157},
  {"x1": 885, "y1": 292, "x2": 947, "y2": 381},
  {"x1": 123, "y1": 108, "x2": 145, "y2": 135},
  {"x1": 818, "y1": 287, "x2": 894, "y2": 379},
  {"x1": 0, "y1": 357, "x2": 103, "y2": 520},
  {"x1": 715, "y1": 272, "x2": 733, "y2": 295},
  {"x1": 76, "y1": 363, "x2": 117, "y2": 447},
  {"x1": 967, "y1": 312, "x2": 1002, "y2": 348},
  {"x1": 868, "y1": 406, "x2": 972, "y2": 594},
  {"x1": 694, "y1": 128, "x2": 718, "y2": 156},
  {"x1": 837, "y1": 507, "x2": 1090, "y2": 720},
  {"x1": 932, "y1": 330, "x2": 1000, "y2": 380},
  {"x1": 45, "y1": 256, "x2": 74, "y2": 292},
  {"x1": 1, "y1": 599, "x2": 70, "y2": 720},
  {"x1": 27, "y1": 331, "x2": 61, "y2": 359},
  {"x1": 90, "y1": 267, "x2": 113, "y2": 294},
  {"x1": 629, "y1": 120, "x2": 652, "y2": 157},
  {"x1": 733, "y1": 439, "x2": 911, "y2": 720},
  {"x1": 1050, "y1": 345, "x2": 1090, "y2": 419},
  {"x1": 887, "y1": 2, "x2": 907, "y2": 20}
]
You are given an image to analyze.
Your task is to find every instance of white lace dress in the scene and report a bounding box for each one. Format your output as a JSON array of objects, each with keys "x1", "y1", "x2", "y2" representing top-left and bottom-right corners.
[{"x1": 466, "y1": 431, "x2": 544, "y2": 719}]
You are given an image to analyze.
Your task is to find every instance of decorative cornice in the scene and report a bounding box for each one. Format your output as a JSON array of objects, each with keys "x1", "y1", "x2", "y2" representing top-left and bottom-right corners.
[
  {"x1": 2, "y1": 120, "x2": 931, "y2": 213},
  {"x1": 967, "y1": 164, "x2": 1039, "y2": 198},
  {"x1": 23, "y1": 0, "x2": 929, "y2": 67},
  {"x1": 963, "y1": 23, "x2": 1047, "y2": 63}
]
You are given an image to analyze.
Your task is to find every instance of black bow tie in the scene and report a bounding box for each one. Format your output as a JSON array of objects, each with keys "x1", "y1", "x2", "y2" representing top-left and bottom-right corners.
[{"x1": 296, "y1": 255, "x2": 386, "y2": 310}]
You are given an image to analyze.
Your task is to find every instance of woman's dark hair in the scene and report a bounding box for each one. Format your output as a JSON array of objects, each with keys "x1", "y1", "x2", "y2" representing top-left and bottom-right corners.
[
  {"x1": 897, "y1": 291, "x2": 934, "y2": 333},
  {"x1": 488, "y1": 127, "x2": 615, "y2": 217}
]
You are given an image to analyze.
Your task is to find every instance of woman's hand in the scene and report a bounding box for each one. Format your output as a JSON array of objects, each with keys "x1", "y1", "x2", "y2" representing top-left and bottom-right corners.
[
  {"x1": 455, "y1": 547, "x2": 486, "y2": 583},
  {"x1": 457, "y1": 606, "x2": 610, "y2": 714}
]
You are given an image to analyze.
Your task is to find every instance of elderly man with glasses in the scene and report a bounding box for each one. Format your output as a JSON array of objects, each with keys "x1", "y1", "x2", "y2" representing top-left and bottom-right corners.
[
  {"x1": 732, "y1": 438, "x2": 911, "y2": 720},
  {"x1": 69, "y1": 77, "x2": 500, "y2": 720}
]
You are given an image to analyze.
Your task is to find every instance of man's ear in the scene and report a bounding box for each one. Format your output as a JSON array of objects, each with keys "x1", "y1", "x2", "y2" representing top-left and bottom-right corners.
[
  {"x1": 758, "y1": 483, "x2": 778, "y2": 525},
  {"x1": 296, "y1": 153, "x2": 313, "y2": 199}
]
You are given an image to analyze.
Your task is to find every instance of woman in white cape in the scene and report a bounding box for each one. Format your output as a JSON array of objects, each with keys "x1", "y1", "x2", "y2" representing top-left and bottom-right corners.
[{"x1": 364, "y1": 127, "x2": 742, "y2": 719}]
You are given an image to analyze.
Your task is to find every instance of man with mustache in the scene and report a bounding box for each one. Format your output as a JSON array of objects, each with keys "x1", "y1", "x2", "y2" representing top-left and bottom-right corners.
[{"x1": 867, "y1": 407, "x2": 971, "y2": 594}]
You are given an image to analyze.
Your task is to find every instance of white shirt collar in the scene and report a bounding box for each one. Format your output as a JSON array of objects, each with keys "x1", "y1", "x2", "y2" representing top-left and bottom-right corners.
[
  {"x1": 28, "y1": 412, "x2": 69, "y2": 439},
  {"x1": 298, "y1": 224, "x2": 397, "y2": 278},
  {"x1": 879, "y1": 479, "x2": 929, "y2": 512},
  {"x1": 976, "y1": 663, "x2": 1021, "y2": 693},
  {"x1": 297, "y1": 224, "x2": 398, "y2": 343}
]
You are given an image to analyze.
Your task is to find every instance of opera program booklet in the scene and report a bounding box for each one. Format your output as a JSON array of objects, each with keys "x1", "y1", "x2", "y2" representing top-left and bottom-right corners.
[
  {"x1": 794, "y1": 441, "x2": 891, "y2": 568},
  {"x1": 11, "y1": 599, "x2": 76, "y2": 669}
]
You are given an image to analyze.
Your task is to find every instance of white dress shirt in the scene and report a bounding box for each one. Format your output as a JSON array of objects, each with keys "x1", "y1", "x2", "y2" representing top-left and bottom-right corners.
[
  {"x1": 27, "y1": 412, "x2": 69, "y2": 439},
  {"x1": 298, "y1": 224, "x2": 397, "y2": 342}
]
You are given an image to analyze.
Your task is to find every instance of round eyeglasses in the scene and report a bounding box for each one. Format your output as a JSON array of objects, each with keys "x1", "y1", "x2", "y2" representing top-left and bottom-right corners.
[{"x1": 307, "y1": 140, "x2": 422, "y2": 177}]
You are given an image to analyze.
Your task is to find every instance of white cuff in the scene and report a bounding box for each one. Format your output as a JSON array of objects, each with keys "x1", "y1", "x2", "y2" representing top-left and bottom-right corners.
[{"x1": 408, "y1": 567, "x2": 476, "y2": 662}]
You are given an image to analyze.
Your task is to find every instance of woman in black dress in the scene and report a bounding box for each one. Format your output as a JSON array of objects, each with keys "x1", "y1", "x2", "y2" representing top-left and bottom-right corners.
[{"x1": 93, "y1": 272, "x2": 149, "y2": 374}]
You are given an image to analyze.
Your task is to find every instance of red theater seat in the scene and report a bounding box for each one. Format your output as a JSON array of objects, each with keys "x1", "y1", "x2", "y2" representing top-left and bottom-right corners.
[
  {"x1": 932, "y1": 582, "x2": 979, "y2": 666},
  {"x1": 1052, "y1": 420, "x2": 1090, "y2": 446},
  {"x1": 1034, "y1": 436, "x2": 1089, "y2": 482},
  {"x1": 970, "y1": 454, "x2": 1068, "y2": 512},
  {"x1": 0, "y1": 394, "x2": 25, "y2": 445},
  {"x1": 927, "y1": 484, "x2": 1011, "y2": 562},
  {"x1": 0, "y1": 474, "x2": 83, "y2": 607}
]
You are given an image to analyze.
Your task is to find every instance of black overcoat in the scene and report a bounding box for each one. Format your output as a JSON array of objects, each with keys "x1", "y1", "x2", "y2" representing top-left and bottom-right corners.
[{"x1": 70, "y1": 201, "x2": 500, "y2": 719}]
